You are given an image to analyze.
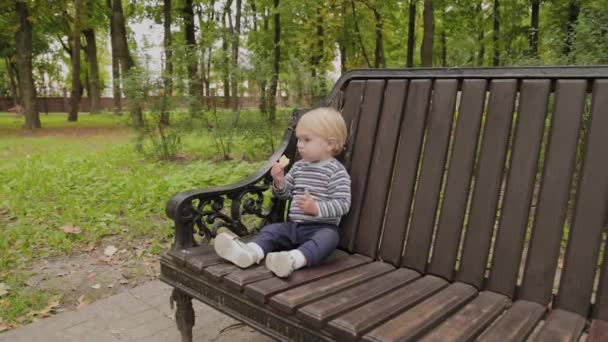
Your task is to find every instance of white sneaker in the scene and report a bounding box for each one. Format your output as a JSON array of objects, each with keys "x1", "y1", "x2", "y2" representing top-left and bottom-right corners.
[
  {"x1": 265, "y1": 252, "x2": 295, "y2": 278},
  {"x1": 214, "y1": 232, "x2": 255, "y2": 268}
]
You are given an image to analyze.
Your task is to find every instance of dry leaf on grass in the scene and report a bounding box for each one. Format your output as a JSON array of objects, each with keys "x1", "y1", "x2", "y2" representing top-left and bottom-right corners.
[
  {"x1": 104, "y1": 245, "x2": 118, "y2": 257},
  {"x1": 76, "y1": 295, "x2": 89, "y2": 309},
  {"x1": 95, "y1": 256, "x2": 113, "y2": 265},
  {"x1": 0, "y1": 283, "x2": 10, "y2": 297},
  {"x1": 29, "y1": 297, "x2": 61, "y2": 319},
  {"x1": 91, "y1": 284, "x2": 101, "y2": 289},
  {"x1": 60, "y1": 224, "x2": 82, "y2": 234}
]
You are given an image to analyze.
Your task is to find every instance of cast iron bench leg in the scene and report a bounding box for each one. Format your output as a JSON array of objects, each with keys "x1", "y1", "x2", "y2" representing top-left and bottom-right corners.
[{"x1": 172, "y1": 289, "x2": 195, "y2": 342}]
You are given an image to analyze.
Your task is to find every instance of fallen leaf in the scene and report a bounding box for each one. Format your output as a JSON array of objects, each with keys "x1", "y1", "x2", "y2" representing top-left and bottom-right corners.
[
  {"x1": 119, "y1": 279, "x2": 129, "y2": 285},
  {"x1": 91, "y1": 284, "x2": 101, "y2": 289},
  {"x1": 104, "y1": 245, "x2": 118, "y2": 257},
  {"x1": 107, "y1": 283, "x2": 114, "y2": 288},
  {"x1": 95, "y1": 256, "x2": 113, "y2": 265},
  {"x1": 0, "y1": 283, "x2": 10, "y2": 297},
  {"x1": 29, "y1": 298, "x2": 61, "y2": 319},
  {"x1": 55, "y1": 272, "x2": 69, "y2": 277},
  {"x1": 87, "y1": 272, "x2": 97, "y2": 279},
  {"x1": 76, "y1": 295, "x2": 89, "y2": 310},
  {"x1": 60, "y1": 224, "x2": 82, "y2": 234}
]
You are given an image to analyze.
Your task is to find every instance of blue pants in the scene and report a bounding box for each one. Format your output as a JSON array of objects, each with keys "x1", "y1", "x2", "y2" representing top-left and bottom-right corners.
[{"x1": 252, "y1": 222, "x2": 340, "y2": 266}]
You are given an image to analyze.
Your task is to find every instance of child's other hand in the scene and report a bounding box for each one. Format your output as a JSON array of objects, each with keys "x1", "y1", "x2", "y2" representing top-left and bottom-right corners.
[
  {"x1": 271, "y1": 163, "x2": 285, "y2": 188},
  {"x1": 297, "y1": 191, "x2": 319, "y2": 216}
]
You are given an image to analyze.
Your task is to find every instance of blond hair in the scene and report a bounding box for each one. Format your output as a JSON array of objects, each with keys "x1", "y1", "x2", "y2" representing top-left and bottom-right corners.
[{"x1": 295, "y1": 107, "x2": 347, "y2": 155}]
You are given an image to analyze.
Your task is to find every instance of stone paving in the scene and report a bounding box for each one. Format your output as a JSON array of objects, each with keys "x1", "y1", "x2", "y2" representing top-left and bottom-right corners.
[{"x1": 0, "y1": 280, "x2": 275, "y2": 342}]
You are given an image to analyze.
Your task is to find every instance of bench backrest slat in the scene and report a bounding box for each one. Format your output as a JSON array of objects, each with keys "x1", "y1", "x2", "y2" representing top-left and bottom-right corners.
[
  {"x1": 485, "y1": 80, "x2": 551, "y2": 298},
  {"x1": 378, "y1": 80, "x2": 432, "y2": 266},
  {"x1": 518, "y1": 80, "x2": 587, "y2": 305},
  {"x1": 339, "y1": 80, "x2": 385, "y2": 252},
  {"x1": 594, "y1": 233, "x2": 608, "y2": 321},
  {"x1": 555, "y1": 80, "x2": 608, "y2": 317},
  {"x1": 428, "y1": 79, "x2": 487, "y2": 281},
  {"x1": 354, "y1": 80, "x2": 409, "y2": 258},
  {"x1": 401, "y1": 80, "x2": 459, "y2": 273},
  {"x1": 456, "y1": 80, "x2": 517, "y2": 289}
]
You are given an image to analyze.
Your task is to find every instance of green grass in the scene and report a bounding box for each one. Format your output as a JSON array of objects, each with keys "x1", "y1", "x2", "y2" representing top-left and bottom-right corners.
[{"x1": 0, "y1": 109, "x2": 291, "y2": 325}]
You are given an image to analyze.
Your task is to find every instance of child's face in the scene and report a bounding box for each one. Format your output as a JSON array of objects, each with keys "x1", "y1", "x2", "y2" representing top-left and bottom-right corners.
[{"x1": 296, "y1": 130, "x2": 335, "y2": 162}]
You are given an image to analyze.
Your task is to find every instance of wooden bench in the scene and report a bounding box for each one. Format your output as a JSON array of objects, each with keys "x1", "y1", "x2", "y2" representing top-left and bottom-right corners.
[{"x1": 160, "y1": 67, "x2": 608, "y2": 341}]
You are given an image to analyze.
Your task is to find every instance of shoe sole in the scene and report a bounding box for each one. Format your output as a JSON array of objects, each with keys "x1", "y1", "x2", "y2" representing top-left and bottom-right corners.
[
  {"x1": 214, "y1": 233, "x2": 254, "y2": 268},
  {"x1": 265, "y1": 253, "x2": 293, "y2": 278}
]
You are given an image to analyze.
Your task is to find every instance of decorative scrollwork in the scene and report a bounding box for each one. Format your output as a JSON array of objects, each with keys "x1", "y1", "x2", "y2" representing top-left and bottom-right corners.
[{"x1": 181, "y1": 173, "x2": 281, "y2": 241}]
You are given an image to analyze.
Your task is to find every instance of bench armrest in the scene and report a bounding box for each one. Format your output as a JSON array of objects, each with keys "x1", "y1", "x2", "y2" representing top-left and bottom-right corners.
[{"x1": 166, "y1": 110, "x2": 301, "y2": 250}]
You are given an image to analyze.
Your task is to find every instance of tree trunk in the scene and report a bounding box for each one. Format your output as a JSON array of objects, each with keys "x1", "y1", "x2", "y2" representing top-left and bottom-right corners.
[
  {"x1": 406, "y1": 0, "x2": 416, "y2": 67},
  {"x1": 562, "y1": 0, "x2": 580, "y2": 59},
  {"x1": 529, "y1": 0, "x2": 540, "y2": 59},
  {"x1": 311, "y1": 7, "x2": 326, "y2": 98},
  {"x1": 15, "y1": 1, "x2": 40, "y2": 129},
  {"x1": 421, "y1": 0, "x2": 434, "y2": 67},
  {"x1": 184, "y1": 0, "x2": 199, "y2": 116},
  {"x1": 107, "y1": 0, "x2": 121, "y2": 114},
  {"x1": 492, "y1": 0, "x2": 500, "y2": 66},
  {"x1": 230, "y1": 0, "x2": 242, "y2": 112},
  {"x1": 69, "y1": 0, "x2": 81, "y2": 122},
  {"x1": 221, "y1": 1, "x2": 231, "y2": 108},
  {"x1": 161, "y1": 0, "x2": 172, "y2": 125},
  {"x1": 373, "y1": 8, "x2": 385, "y2": 68},
  {"x1": 268, "y1": 0, "x2": 280, "y2": 123},
  {"x1": 113, "y1": 0, "x2": 142, "y2": 126},
  {"x1": 5, "y1": 57, "x2": 20, "y2": 106},
  {"x1": 258, "y1": 7, "x2": 269, "y2": 116},
  {"x1": 350, "y1": 1, "x2": 372, "y2": 68},
  {"x1": 338, "y1": 0, "x2": 347, "y2": 73},
  {"x1": 477, "y1": 1, "x2": 485, "y2": 65},
  {"x1": 83, "y1": 29, "x2": 100, "y2": 114}
]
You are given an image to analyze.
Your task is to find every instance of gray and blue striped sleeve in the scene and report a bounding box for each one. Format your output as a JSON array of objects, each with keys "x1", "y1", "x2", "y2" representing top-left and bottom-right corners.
[{"x1": 317, "y1": 168, "x2": 351, "y2": 218}]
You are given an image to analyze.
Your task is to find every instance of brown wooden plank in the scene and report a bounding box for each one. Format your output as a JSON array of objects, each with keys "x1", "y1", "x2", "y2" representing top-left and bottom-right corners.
[
  {"x1": 362, "y1": 282, "x2": 477, "y2": 342},
  {"x1": 428, "y1": 79, "x2": 487, "y2": 281},
  {"x1": 457, "y1": 79, "x2": 517, "y2": 289},
  {"x1": 354, "y1": 79, "x2": 409, "y2": 258},
  {"x1": 223, "y1": 264, "x2": 274, "y2": 291},
  {"x1": 401, "y1": 80, "x2": 459, "y2": 273},
  {"x1": 556, "y1": 80, "x2": 608, "y2": 317},
  {"x1": 327, "y1": 275, "x2": 448, "y2": 341},
  {"x1": 587, "y1": 319, "x2": 608, "y2": 342},
  {"x1": 297, "y1": 268, "x2": 420, "y2": 328},
  {"x1": 533, "y1": 309, "x2": 586, "y2": 342},
  {"x1": 476, "y1": 300, "x2": 545, "y2": 342},
  {"x1": 167, "y1": 244, "x2": 214, "y2": 266},
  {"x1": 518, "y1": 80, "x2": 588, "y2": 304},
  {"x1": 339, "y1": 80, "x2": 386, "y2": 252},
  {"x1": 418, "y1": 291, "x2": 510, "y2": 342},
  {"x1": 184, "y1": 250, "x2": 224, "y2": 272},
  {"x1": 270, "y1": 262, "x2": 394, "y2": 314},
  {"x1": 594, "y1": 231, "x2": 608, "y2": 320},
  {"x1": 486, "y1": 80, "x2": 551, "y2": 298},
  {"x1": 203, "y1": 262, "x2": 239, "y2": 281},
  {"x1": 378, "y1": 80, "x2": 433, "y2": 266},
  {"x1": 244, "y1": 253, "x2": 371, "y2": 303}
]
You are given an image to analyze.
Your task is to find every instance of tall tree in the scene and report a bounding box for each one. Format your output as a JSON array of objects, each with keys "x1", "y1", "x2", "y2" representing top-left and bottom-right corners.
[
  {"x1": 268, "y1": 0, "x2": 280, "y2": 123},
  {"x1": 15, "y1": 1, "x2": 40, "y2": 129},
  {"x1": 492, "y1": 0, "x2": 500, "y2": 66},
  {"x1": 476, "y1": 0, "x2": 485, "y2": 65},
  {"x1": 350, "y1": 1, "x2": 372, "y2": 67},
  {"x1": 562, "y1": 0, "x2": 580, "y2": 59},
  {"x1": 406, "y1": 0, "x2": 416, "y2": 67},
  {"x1": 221, "y1": 0, "x2": 232, "y2": 107},
  {"x1": 183, "y1": 0, "x2": 199, "y2": 115},
  {"x1": 161, "y1": 0, "x2": 171, "y2": 125},
  {"x1": 106, "y1": 0, "x2": 121, "y2": 114},
  {"x1": 529, "y1": 0, "x2": 540, "y2": 58},
  {"x1": 83, "y1": 28, "x2": 100, "y2": 113},
  {"x1": 230, "y1": 0, "x2": 242, "y2": 111},
  {"x1": 310, "y1": 7, "x2": 326, "y2": 98},
  {"x1": 69, "y1": 0, "x2": 82, "y2": 122},
  {"x1": 421, "y1": 0, "x2": 434, "y2": 67}
]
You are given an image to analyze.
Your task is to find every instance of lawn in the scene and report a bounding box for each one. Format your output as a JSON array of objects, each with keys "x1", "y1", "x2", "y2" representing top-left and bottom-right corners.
[{"x1": 0, "y1": 110, "x2": 291, "y2": 328}]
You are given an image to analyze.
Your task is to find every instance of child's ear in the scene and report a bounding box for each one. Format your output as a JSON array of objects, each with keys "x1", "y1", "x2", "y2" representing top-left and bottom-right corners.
[{"x1": 327, "y1": 138, "x2": 338, "y2": 152}]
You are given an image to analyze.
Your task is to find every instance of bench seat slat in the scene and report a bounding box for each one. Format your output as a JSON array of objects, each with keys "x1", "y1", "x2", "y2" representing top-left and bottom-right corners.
[
  {"x1": 203, "y1": 262, "x2": 239, "y2": 281},
  {"x1": 402, "y1": 79, "x2": 458, "y2": 273},
  {"x1": 167, "y1": 244, "x2": 214, "y2": 267},
  {"x1": 476, "y1": 300, "x2": 545, "y2": 342},
  {"x1": 244, "y1": 253, "x2": 371, "y2": 303},
  {"x1": 457, "y1": 79, "x2": 517, "y2": 289},
  {"x1": 533, "y1": 309, "x2": 586, "y2": 342},
  {"x1": 327, "y1": 275, "x2": 448, "y2": 341},
  {"x1": 379, "y1": 80, "x2": 433, "y2": 266},
  {"x1": 587, "y1": 319, "x2": 608, "y2": 342},
  {"x1": 362, "y1": 282, "x2": 477, "y2": 342},
  {"x1": 270, "y1": 261, "x2": 394, "y2": 314},
  {"x1": 419, "y1": 291, "x2": 510, "y2": 342},
  {"x1": 224, "y1": 265, "x2": 274, "y2": 291},
  {"x1": 428, "y1": 79, "x2": 487, "y2": 281},
  {"x1": 297, "y1": 268, "x2": 420, "y2": 328}
]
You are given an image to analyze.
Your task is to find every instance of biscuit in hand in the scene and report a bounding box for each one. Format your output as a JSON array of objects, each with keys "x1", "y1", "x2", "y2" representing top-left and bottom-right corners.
[{"x1": 278, "y1": 155, "x2": 290, "y2": 168}]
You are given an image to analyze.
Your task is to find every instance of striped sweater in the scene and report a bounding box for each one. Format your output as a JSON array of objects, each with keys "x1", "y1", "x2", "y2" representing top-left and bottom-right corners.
[{"x1": 273, "y1": 158, "x2": 351, "y2": 225}]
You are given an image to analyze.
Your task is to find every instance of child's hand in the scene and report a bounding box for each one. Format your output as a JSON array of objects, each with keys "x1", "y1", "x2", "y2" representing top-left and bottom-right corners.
[
  {"x1": 297, "y1": 191, "x2": 319, "y2": 216},
  {"x1": 271, "y1": 163, "x2": 285, "y2": 189}
]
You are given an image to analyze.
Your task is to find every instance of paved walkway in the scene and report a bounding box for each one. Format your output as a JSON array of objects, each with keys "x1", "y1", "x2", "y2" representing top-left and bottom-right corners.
[{"x1": 0, "y1": 280, "x2": 274, "y2": 342}]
